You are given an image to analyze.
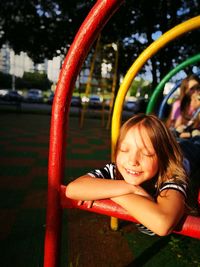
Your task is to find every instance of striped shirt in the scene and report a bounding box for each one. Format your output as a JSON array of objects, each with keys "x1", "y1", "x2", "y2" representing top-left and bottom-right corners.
[{"x1": 88, "y1": 162, "x2": 187, "y2": 236}]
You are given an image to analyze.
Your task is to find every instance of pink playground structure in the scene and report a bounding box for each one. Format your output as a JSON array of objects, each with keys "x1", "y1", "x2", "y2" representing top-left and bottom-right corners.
[{"x1": 43, "y1": 1, "x2": 200, "y2": 267}]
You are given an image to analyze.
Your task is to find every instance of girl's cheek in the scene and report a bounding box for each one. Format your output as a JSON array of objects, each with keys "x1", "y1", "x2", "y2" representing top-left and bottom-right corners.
[
  {"x1": 116, "y1": 153, "x2": 125, "y2": 168},
  {"x1": 116, "y1": 152, "x2": 122, "y2": 162},
  {"x1": 150, "y1": 159, "x2": 159, "y2": 175},
  {"x1": 115, "y1": 155, "x2": 120, "y2": 167}
]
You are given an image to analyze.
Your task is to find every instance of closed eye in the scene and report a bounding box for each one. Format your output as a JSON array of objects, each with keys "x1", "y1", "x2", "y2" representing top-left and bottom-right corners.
[
  {"x1": 142, "y1": 153, "x2": 155, "y2": 157},
  {"x1": 119, "y1": 144, "x2": 129, "y2": 152},
  {"x1": 141, "y1": 150, "x2": 155, "y2": 157},
  {"x1": 119, "y1": 147, "x2": 128, "y2": 152}
]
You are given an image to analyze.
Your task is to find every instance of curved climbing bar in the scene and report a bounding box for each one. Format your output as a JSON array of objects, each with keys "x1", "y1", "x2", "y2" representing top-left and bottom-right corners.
[
  {"x1": 158, "y1": 81, "x2": 182, "y2": 119},
  {"x1": 146, "y1": 53, "x2": 200, "y2": 114},
  {"x1": 44, "y1": 1, "x2": 125, "y2": 267},
  {"x1": 111, "y1": 16, "x2": 200, "y2": 159}
]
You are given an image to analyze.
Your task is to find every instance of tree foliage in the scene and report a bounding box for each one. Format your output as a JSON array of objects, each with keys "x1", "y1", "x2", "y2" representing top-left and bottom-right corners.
[
  {"x1": 0, "y1": 0, "x2": 199, "y2": 87},
  {"x1": 0, "y1": 71, "x2": 52, "y2": 90},
  {"x1": 22, "y1": 72, "x2": 52, "y2": 90}
]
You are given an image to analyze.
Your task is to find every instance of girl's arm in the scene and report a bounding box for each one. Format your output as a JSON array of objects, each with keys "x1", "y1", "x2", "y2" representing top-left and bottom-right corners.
[
  {"x1": 66, "y1": 175, "x2": 151, "y2": 201},
  {"x1": 66, "y1": 176, "x2": 185, "y2": 235},
  {"x1": 111, "y1": 189, "x2": 185, "y2": 236},
  {"x1": 174, "y1": 115, "x2": 184, "y2": 128}
]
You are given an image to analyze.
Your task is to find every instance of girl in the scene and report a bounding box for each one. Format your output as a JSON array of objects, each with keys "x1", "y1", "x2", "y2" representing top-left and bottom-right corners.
[
  {"x1": 166, "y1": 74, "x2": 200, "y2": 128},
  {"x1": 66, "y1": 114, "x2": 191, "y2": 236},
  {"x1": 175, "y1": 85, "x2": 200, "y2": 138}
]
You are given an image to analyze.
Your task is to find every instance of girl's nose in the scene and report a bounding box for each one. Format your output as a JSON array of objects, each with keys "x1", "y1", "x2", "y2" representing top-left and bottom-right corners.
[{"x1": 128, "y1": 152, "x2": 139, "y2": 166}]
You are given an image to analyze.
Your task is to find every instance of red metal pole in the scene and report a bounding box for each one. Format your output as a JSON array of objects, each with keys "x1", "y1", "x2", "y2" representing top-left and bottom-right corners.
[
  {"x1": 60, "y1": 185, "x2": 200, "y2": 240},
  {"x1": 44, "y1": 1, "x2": 125, "y2": 267}
]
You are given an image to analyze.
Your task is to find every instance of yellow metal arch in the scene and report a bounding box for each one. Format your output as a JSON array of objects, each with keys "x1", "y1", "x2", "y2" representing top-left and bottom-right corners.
[{"x1": 110, "y1": 15, "x2": 200, "y2": 230}]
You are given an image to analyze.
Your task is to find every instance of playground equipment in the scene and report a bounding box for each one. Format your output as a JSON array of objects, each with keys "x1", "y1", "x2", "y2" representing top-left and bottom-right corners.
[
  {"x1": 104, "y1": 41, "x2": 119, "y2": 129},
  {"x1": 146, "y1": 54, "x2": 200, "y2": 116},
  {"x1": 79, "y1": 34, "x2": 101, "y2": 128},
  {"x1": 79, "y1": 35, "x2": 119, "y2": 129},
  {"x1": 44, "y1": 2, "x2": 125, "y2": 267},
  {"x1": 43, "y1": 0, "x2": 200, "y2": 266}
]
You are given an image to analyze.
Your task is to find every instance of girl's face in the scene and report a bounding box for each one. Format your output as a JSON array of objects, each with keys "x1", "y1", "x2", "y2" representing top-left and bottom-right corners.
[
  {"x1": 116, "y1": 125, "x2": 159, "y2": 186},
  {"x1": 186, "y1": 79, "x2": 199, "y2": 93},
  {"x1": 190, "y1": 91, "x2": 200, "y2": 110}
]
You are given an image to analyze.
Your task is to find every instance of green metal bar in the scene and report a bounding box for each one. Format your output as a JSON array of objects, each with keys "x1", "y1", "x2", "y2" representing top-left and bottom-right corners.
[{"x1": 146, "y1": 53, "x2": 200, "y2": 114}]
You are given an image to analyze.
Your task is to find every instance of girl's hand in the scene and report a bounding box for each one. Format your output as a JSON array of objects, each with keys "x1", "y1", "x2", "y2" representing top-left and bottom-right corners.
[
  {"x1": 130, "y1": 185, "x2": 153, "y2": 200},
  {"x1": 179, "y1": 132, "x2": 191, "y2": 138},
  {"x1": 176, "y1": 124, "x2": 186, "y2": 133},
  {"x1": 77, "y1": 200, "x2": 94, "y2": 208}
]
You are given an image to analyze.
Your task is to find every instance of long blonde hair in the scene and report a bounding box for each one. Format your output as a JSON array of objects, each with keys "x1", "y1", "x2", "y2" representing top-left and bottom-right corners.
[{"x1": 115, "y1": 114, "x2": 188, "y2": 190}]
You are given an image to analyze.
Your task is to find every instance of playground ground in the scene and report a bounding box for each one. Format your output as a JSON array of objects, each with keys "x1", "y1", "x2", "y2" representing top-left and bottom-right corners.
[{"x1": 0, "y1": 110, "x2": 200, "y2": 267}]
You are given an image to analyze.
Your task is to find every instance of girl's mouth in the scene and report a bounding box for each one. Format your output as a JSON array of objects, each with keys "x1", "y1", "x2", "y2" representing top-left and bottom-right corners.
[{"x1": 126, "y1": 168, "x2": 141, "y2": 175}]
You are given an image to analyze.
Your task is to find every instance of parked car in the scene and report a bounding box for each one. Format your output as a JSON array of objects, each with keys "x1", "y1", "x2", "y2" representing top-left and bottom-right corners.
[
  {"x1": 47, "y1": 92, "x2": 55, "y2": 105},
  {"x1": 70, "y1": 96, "x2": 82, "y2": 107},
  {"x1": 104, "y1": 98, "x2": 111, "y2": 109},
  {"x1": 3, "y1": 90, "x2": 24, "y2": 102},
  {"x1": 124, "y1": 100, "x2": 138, "y2": 112},
  {"x1": 88, "y1": 95, "x2": 102, "y2": 109},
  {"x1": 124, "y1": 98, "x2": 148, "y2": 113},
  {"x1": 26, "y1": 89, "x2": 43, "y2": 103},
  {"x1": 0, "y1": 89, "x2": 8, "y2": 100}
]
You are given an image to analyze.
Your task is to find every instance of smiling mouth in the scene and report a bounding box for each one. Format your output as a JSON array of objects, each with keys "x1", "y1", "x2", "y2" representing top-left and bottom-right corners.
[{"x1": 126, "y1": 168, "x2": 141, "y2": 175}]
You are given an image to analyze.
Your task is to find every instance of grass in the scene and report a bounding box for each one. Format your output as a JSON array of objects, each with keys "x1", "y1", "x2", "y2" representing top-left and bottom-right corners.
[{"x1": 124, "y1": 231, "x2": 200, "y2": 267}]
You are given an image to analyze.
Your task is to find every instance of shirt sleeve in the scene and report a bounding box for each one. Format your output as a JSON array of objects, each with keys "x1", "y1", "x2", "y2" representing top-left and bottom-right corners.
[
  {"x1": 87, "y1": 163, "x2": 116, "y2": 180},
  {"x1": 159, "y1": 181, "x2": 187, "y2": 199},
  {"x1": 171, "y1": 100, "x2": 181, "y2": 120}
]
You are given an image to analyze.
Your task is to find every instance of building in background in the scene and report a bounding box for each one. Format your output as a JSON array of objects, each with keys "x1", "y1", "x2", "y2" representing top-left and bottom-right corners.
[
  {"x1": 0, "y1": 44, "x2": 10, "y2": 74},
  {"x1": 0, "y1": 43, "x2": 62, "y2": 84}
]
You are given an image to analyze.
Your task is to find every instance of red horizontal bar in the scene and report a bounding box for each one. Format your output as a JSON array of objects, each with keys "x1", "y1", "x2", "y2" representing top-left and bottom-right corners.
[{"x1": 61, "y1": 185, "x2": 200, "y2": 239}]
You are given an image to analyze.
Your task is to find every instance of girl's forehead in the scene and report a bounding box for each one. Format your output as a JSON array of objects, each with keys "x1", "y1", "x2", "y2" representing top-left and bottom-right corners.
[
  {"x1": 192, "y1": 91, "x2": 200, "y2": 101},
  {"x1": 126, "y1": 124, "x2": 148, "y2": 137},
  {"x1": 188, "y1": 79, "x2": 199, "y2": 89},
  {"x1": 124, "y1": 125, "x2": 154, "y2": 148},
  {"x1": 194, "y1": 91, "x2": 200, "y2": 97}
]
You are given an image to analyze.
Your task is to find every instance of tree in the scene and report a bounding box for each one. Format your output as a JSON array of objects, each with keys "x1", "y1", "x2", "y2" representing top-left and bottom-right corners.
[
  {"x1": 0, "y1": 71, "x2": 52, "y2": 90},
  {"x1": 22, "y1": 72, "x2": 52, "y2": 90},
  {"x1": 0, "y1": 0, "x2": 199, "y2": 88},
  {"x1": 0, "y1": 72, "x2": 12, "y2": 88}
]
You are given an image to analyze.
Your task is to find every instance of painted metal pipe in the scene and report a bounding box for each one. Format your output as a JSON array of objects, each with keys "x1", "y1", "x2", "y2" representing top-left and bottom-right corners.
[
  {"x1": 147, "y1": 54, "x2": 200, "y2": 114},
  {"x1": 44, "y1": 1, "x2": 125, "y2": 267},
  {"x1": 61, "y1": 186, "x2": 200, "y2": 240}
]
